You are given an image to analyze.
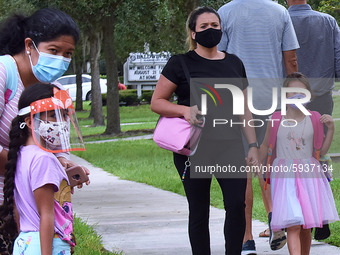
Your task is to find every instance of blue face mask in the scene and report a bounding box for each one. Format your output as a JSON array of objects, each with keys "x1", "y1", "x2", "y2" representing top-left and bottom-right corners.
[
  {"x1": 29, "y1": 41, "x2": 71, "y2": 83},
  {"x1": 287, "y1": 93, "x2": 311, "y2": 109}
]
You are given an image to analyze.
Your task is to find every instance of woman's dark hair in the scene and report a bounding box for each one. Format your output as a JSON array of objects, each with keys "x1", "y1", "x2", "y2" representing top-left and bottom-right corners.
[
  {"x1": 0, "y1": 83, "x2": 59, "y2": 242},
  {"x1": 0, "y1": 8, "x2": 80, "y2": 55},
  {"x1": 283, "y1": 72, "x2": 315, "y2": 100},
  {"x1": 186, "y1": 6, "x2": 221, "y2": 50}
]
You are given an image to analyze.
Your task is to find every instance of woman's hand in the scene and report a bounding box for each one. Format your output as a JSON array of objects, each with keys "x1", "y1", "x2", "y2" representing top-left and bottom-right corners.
[
  {"x1": 246, "y1": 147, "x2": 259, "y2": 165},
  {"x1": 246, "y1": 147, "x2": 260, "y2": 175},
  {"x1": 184, "y1": 105, "x2": 203, "y2": 125}
]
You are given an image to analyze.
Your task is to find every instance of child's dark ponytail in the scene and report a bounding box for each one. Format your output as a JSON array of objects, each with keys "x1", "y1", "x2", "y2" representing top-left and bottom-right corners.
[{"x1": 0, "y1": 114, "x2": 29, "y2": 242}]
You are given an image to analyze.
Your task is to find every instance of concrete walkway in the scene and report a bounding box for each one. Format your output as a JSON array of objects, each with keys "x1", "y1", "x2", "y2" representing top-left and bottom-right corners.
[{"x1": 71, "y1": 154, "x2": 340, "y2": 255}]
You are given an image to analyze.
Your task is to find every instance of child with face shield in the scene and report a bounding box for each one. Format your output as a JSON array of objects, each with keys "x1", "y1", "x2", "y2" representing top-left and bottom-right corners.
[
  {"x1": 0, "y1": 83, "x2": 85, "y2": 255},
  {"x1": 0, "y1": 8, "x2": 85, "y2": 253}
]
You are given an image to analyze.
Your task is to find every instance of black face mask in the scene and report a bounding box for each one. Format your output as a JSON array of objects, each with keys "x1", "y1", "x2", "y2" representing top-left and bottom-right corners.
[{"x1": 195, "y1": 28, "x2": 222, "y2": 48}]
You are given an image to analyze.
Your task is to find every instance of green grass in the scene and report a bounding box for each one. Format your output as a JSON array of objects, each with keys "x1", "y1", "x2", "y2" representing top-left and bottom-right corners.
[
  {"x1": 328, "y1": 96, "x2": 340, "y2": 153},
  {"x1": 77, "y1": 103, "x2": 158, "y2": 140},
  {"x1": 334, "y1": 82, "x2": 340, "y2": 92},
  {"x1": 119, "y1": 104, "x2": 159, "y2": 123},
  {"x1": 333, "y1": 96, "x2": 340, "y2": 118},
  {"x1": 77, "y1": 102, "x2": 158, "y2": 123},
  {"x1": 73, "y1": 216, "x2": 122, "y2": 255}
]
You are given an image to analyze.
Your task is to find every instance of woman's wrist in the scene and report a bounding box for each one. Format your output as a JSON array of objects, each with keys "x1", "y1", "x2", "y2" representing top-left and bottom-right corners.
[
  {"x1": 179, "y1": 105, "x2": 190, "y2": 117},
  {"x1": 248, "y1": 142, "x2": 259, "y2": 149}
]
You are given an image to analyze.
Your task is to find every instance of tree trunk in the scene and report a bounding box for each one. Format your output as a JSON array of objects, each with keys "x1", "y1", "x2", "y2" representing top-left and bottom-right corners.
[
  {"x1": 74, "y1": 53, "x2": 83, "y2": 111},
  {"x1": 186, "y1": 0, "x2": 200, "y2": 15},
  {"x1": 103, "y1": 15, "x2": 121, "y2": 135},
  {"x1": 89, "y1": 32, "x2": 105, "y2": 126}
]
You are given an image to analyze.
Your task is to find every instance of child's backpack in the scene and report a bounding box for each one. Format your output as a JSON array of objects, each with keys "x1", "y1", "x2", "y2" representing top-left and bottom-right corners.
[
  {"x1": 0, "y1": 55, "x2": 18, "y2": 104},
  {"x1": 265, "y1": 110, "x2": 325, "y2": 189}
]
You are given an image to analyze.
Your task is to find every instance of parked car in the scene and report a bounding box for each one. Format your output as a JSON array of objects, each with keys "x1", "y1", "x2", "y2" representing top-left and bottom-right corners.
[{"x1": 56, "y1": 74, "x2": 107, "y2": 101}]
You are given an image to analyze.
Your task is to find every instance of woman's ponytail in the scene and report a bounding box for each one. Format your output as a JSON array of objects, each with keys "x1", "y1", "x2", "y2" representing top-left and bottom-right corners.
[
  {"x1": 0, "y1": 8, "x2": 79, "y2": 56},
  {"x1": 0, "y1": 14, "x2": 27, "y2": 55}
]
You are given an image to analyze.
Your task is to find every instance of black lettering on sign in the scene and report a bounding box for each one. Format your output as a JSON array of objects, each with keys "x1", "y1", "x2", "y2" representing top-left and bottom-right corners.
[{"x1": 134, "y1": 70, "x2": 150, "y2": 75}]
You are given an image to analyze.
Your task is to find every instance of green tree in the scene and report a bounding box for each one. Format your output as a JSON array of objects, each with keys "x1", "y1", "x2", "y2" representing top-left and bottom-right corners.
[
  {"x1": 319, "y1": 0, "x2": 340, "y2": 25},
  {"x1": 56, "y1": 0, "x2": 109, "y2": 127},
  {"x1": 0, "y1": 0, "x2": 33, "y2": 18}
]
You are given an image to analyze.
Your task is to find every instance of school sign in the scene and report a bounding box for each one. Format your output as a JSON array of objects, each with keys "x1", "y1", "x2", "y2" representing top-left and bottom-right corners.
[{"x1": 123, "y1": 52, "x2": 171, "y2": 97}]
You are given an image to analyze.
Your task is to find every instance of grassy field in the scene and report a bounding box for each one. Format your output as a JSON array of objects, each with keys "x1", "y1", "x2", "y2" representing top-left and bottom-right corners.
[
  {"x1": 329, "y1": 96, "x2": 340, "y2": 153},
  {"x1": 77, "y1": 103, "x2": 158, "y2": 141},
  {"x1": 73, "y1": 95, "x2": 340, "y2": 248}
]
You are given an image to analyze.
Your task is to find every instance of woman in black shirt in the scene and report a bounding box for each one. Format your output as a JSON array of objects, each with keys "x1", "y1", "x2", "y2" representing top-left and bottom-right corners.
[{"x1": 151, "y1": 6, "x2": 258, "y2": 255}]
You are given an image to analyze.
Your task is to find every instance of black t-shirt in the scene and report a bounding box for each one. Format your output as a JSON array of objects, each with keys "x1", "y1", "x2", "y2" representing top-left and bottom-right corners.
[
  {"x1": 162, "y1": 50, "x2": 248, "y2": 105},
  {"x1": 161, "y1": 50, "x2": 248, "y2": 140}
]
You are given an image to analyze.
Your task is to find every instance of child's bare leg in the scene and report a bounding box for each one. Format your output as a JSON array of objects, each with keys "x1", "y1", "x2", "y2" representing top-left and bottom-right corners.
[
  {"x1": 300, "y1": 227, "x2": 312, "y2": 255},
  {"x1": 287, "y1": 225, "x2": 301, "y2": 255}
]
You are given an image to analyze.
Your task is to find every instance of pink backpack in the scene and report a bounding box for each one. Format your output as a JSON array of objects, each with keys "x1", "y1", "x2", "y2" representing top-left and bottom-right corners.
[{"x1": 265, "y1": 110, "x2": 324, "y2": 188}]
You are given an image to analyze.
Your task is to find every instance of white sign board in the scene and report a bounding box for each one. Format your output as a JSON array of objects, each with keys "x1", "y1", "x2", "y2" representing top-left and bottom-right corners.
[{"x1": 126, "y1": 52, "x2": 171, "y2": 82}]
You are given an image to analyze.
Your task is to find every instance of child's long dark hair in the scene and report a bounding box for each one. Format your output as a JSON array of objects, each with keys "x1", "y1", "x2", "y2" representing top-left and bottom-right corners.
[{"x1": 0, "y1": 83, "x2": 58, "y2": 241}]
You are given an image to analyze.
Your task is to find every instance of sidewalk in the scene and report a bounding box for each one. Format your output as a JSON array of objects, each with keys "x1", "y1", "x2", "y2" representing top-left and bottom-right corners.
[{"x1": 71, "y1": 154, "x2": 340, "y2": 255}]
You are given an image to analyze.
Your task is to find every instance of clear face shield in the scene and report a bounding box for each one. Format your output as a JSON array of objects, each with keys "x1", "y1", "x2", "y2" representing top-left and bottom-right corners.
[{"x1": 20, "y1": 88, "x2": 85, "y2": 153}]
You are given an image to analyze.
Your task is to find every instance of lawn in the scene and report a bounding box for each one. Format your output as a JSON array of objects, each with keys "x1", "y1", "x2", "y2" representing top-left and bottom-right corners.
[
  {"x1": 329, "y1": 96, "x2": 340, "y2": 153},
  {"x1": 72, "y1": 95, "x2": 340, "y2": 248},
  {"x1": 77, "y1": 103, "x2": 158, "y2": 140}
]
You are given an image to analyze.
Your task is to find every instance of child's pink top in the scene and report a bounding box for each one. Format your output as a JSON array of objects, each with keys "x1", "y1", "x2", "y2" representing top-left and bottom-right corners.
[{"x1": 14, "y1": 145, "x2": 74, "y2": 245}]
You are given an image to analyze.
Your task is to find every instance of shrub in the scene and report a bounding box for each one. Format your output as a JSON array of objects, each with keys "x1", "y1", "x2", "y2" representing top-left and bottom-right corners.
[
  {"x1": 119, "y1": 89, "x2": 139, "y2": 106},
  {"x1": 101, "y1": 89, "x2": 156, "y2": 106},
  {"x1": 141, "y1": 90, "x2": 154, "y2": 103}
]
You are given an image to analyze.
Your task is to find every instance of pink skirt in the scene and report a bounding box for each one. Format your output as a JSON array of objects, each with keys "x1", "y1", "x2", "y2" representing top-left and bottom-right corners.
[{"x1": 270, "y1": 157, "x2": 339, "y2": 231}]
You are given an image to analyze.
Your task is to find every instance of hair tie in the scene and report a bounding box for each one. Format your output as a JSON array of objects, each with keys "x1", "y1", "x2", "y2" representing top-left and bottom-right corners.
[{"x1": 19, "y1": 122, "x2": 26, "y2": 129}]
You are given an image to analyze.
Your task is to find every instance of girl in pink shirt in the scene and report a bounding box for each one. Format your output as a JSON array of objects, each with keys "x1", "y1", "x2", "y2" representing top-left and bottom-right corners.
[{"x1": 0, "y1": 83, "x2": 85, "y2": 255}]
